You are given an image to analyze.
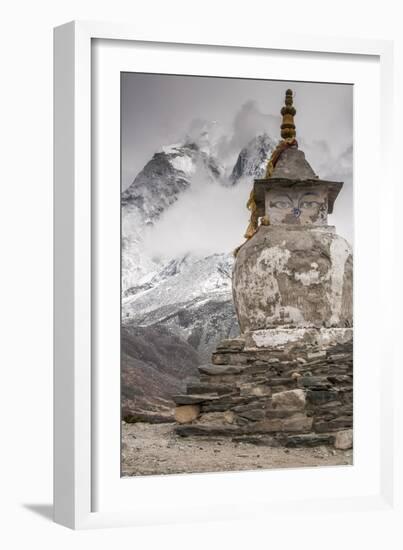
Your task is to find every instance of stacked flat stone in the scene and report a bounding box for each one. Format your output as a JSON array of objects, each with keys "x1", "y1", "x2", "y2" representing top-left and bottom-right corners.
[{"x1": 174, "y1": 330, "x2": 352, "y2": 447}]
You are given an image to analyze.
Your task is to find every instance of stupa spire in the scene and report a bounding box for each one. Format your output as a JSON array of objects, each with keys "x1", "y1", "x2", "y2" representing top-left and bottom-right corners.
[
  {"x1": 280, "y1": 88, "x2": 297, "y2": 140},
  {"x1": 264, "y1": 89, "x2": 299, "y2": 179}
]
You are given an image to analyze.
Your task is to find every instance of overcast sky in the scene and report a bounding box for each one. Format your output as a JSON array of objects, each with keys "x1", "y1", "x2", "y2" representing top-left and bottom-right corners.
[{"x1": 121, "y1": 73, "x2": 353, "y2": 246}]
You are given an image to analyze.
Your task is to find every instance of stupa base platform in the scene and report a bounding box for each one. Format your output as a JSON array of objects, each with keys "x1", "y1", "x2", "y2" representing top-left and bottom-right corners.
[{"x1": 174, "y1": 328, "x2": 353, "y2": 448}]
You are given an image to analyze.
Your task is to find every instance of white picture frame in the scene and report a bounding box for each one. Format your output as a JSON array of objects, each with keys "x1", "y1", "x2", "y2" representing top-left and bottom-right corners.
[{"x1": 54, "y1": 20, "x2": 398, "y2": 531}]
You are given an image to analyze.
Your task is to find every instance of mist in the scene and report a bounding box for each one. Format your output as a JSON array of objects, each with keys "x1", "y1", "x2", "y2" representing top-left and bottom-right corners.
[
  {"x1": 143, "y1": 169, "x2": 252, "y2": 259},
  {"x1": 122, "y1": 74, "x2": 353, "y2": 251}
]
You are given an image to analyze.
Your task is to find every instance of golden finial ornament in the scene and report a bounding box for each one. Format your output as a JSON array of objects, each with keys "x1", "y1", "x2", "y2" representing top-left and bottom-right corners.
[
  {"x1": 265, "y1": 89, "x2": 298, "y2": 178},
  {"x1": 280, "y1": 88, "x2": 297, "y2": 140}
]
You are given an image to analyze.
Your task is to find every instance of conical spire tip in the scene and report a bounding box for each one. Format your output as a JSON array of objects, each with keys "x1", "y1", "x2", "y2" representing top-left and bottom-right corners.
[{"x1": 280, "y1": 89, "x2": 296, "y2": 140}]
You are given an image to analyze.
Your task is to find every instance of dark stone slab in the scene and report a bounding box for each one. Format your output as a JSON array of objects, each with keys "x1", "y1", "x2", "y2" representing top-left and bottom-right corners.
[
  {"x1": 285, "y1": 433, "x2": 335, "y2": 447},
  {"x1": 216, "y1": 338, "x2": 245, "y2": 352},
  {"x1": 236, "y1": 409, "x2": 266, "y2": 422},
  {"x1": 173, "y1": 394, "x2": 216, "y2": 405},
  {"x1": 306, "y1": 389, "x2": 339, "y2": 404},
  {"x1": 299, "y1": 376, "x2": 332, "y2": 389},
  {"x1": 264, "y1": 408, "x2": 309, "y2": 420},
  {"x1": 123, "y1": 412, "x2": 174, "y2": 424},
  {"x1": 201, "y1": 395, "x2": 259, "y2": 413},
  {"x1": 198, "y1": 364, "x2": 245, "y2": 375},
  {"x1": 212, "y1": 353, "x2": 250, "y2": 366},
  {"x1": 327, "y1": 375, "x2": 352, "y2": 384},
  {"x1": 313, "y1": 400, "x2": 343, "y2": 410},
  {"x1": 314, "y1": 416, "x2": 353, "y2": 432},
  {"x1": 330, "y1": 355, "x2": 353, "y2": 362},
  {"x1": 266, "y1": 377, "x2": 296, "y2": 386},
  {"x1": 186, "y1": 383, "x2": 238, "y2": 395}
]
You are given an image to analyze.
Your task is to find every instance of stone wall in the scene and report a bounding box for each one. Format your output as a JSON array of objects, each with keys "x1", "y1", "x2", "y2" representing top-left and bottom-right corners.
[{"x1": 174, "y1": 329, "x2": 353, "y2": 449}]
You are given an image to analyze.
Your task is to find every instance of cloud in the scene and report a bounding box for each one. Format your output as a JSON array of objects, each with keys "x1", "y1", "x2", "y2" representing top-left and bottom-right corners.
[
  {"x1": 143, "y1": 166, "x2": 251, "y2": 258},
  {"x1": 140, "y1": 99, "x2": 354, "y2": 258},
  {"x1": 217, "y1": 100, "x2": 280, "y2": 163},
  {"x1": 140, "y1": 102, "x2": 280, "y2": 258}
]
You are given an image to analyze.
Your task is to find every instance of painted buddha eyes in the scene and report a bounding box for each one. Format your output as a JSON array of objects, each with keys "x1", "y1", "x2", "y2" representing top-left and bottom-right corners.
[
  {"x1": 270, "y1": 198, "x2": 322, "y2": 209},
  {"x1": 267, "y1": 191, "x2": 326, "y2": 224},
  {"x1": 300, "y1": 200, "x2": 321, "y2": 209},
  {"x1": 272, "y1": 200, "x2": 291, "y2": 209}
]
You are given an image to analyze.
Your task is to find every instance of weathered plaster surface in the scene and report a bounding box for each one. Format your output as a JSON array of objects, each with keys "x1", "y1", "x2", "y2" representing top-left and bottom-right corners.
[
  {"x1": 328, "y1": 237, "x2": 353, "y2": 325},
  {"x1": 244, "y1": 327, "x2": 353, "y2": 351},
  {"x1": 233, "y1": 225, "x2": 353, "y2": 332}
]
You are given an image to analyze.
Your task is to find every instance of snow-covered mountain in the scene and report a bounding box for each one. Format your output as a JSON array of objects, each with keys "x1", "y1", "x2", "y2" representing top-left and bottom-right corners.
[
  {"x1": 122, "y1": 252, "x2": 238, "y2": 361},
  {"x1": 122, "y1": 141, "x2": 223, "y2": 221},
  {"x1": 122, "y1": 140, "x2": 225, "y2": 291},
  {"x1": 231, "y1": 133, "x2": 276, "y2": 183},
  {"x1": 121, "y1": 132, "x2": 275, "y2": 415}
]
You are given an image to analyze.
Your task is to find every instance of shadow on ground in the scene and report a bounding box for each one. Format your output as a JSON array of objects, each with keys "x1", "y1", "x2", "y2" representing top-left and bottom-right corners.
[{"x1": 23, "y1": 504, "x2": 53, "y2": 522}]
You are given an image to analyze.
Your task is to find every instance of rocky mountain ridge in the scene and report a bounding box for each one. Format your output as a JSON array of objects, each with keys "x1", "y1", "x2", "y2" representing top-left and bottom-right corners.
[
  {"x1": 230, "y1": 133, "x2": 276, "y2": 183},
  {"x1": 122, "y1": 132, "x2": 276, "y2": 416}
]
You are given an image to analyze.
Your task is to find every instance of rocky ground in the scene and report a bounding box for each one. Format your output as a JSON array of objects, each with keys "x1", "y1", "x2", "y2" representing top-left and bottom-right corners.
[{"x1": 121, "y1": 421, "x2": 353, "y2": 477}]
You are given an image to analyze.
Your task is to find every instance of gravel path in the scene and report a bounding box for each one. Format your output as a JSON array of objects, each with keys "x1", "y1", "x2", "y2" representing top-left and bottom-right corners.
[{"x1": 122, "y1": 422, "x2": 352, "y2": 477}]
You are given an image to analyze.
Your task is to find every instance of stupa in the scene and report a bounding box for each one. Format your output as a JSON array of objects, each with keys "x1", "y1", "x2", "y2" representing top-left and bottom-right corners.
[{"x1": 174, "y1": 90, "x2": 353, "y2": 449}]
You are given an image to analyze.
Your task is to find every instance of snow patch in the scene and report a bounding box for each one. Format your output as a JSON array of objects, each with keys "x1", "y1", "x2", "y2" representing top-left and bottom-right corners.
[
  {"x1": 161, "y1": 143, "x2": 182, "y2": 154},
  {"x1": 169, "y1": 154, "x2": 195, "y2": 174}
]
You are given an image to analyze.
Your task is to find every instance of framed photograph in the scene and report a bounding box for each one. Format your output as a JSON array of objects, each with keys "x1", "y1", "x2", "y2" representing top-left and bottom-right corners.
[{"x1": 54, "y1": 21, "x2": 397, "y2": 530}]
